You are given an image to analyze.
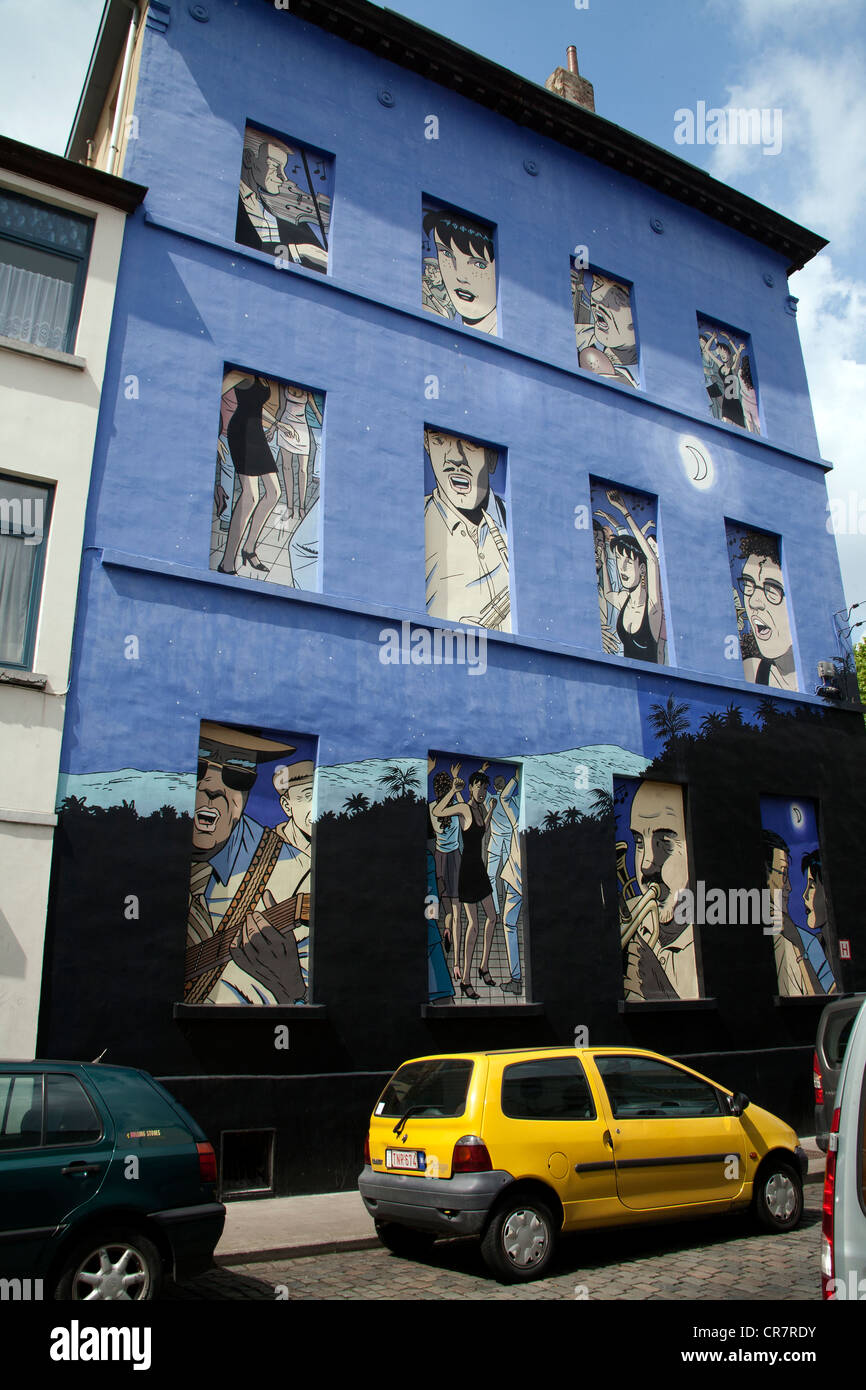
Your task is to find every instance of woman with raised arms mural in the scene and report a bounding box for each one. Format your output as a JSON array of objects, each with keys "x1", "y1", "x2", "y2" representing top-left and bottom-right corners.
[
  {"x1": 593, "y1": 489, "x2": 665, "y2": 665},
  {"x1": 432, "y1": 761, "x2": 498, "y2": 1000}
]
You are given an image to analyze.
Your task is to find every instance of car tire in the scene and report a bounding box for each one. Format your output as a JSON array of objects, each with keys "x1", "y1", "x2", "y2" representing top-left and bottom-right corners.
[
  {"x1": 374, "y1": 1221, "x2": 436, "y2": 1259},
  {"x1": 54, "y1": 1230, "x2": 163, "y2": 1301},
  {"x1": 480, "y1": 1197, "x2": 556, "y2": 1282},
  {"x1": 753, "y1": 1161, "x2": 803, "y2": 1233}
]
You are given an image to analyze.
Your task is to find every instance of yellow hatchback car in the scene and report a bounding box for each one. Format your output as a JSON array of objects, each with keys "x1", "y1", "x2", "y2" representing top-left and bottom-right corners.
[{"x1": 359, "y1": 1047, "x2": 807, "y2": 1282}]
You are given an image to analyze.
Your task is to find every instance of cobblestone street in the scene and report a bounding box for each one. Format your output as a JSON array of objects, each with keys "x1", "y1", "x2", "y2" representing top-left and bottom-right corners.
[{"x1": 165, "y1": 1190, "x2": 822, "y2": 1301}]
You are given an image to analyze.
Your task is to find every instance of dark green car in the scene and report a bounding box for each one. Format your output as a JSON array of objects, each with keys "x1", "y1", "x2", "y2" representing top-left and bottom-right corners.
[{"x1": 0, "y1": 1061, "x2": 224, "y2": 1300}]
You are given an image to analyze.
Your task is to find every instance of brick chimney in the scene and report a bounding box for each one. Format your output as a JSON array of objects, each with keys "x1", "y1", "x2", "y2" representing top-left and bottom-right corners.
[{"x1": 545, "y1": 46, "x2": 595, "y2": 113}]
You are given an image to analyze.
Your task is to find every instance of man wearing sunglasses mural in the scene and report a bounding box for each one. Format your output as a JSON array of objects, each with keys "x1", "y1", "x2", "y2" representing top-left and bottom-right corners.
[
  {"x1": 728, "y1": 526, "x2": 798, "y2": 691},
  {"x1": 185, "y1": 722, "x2": 312, "y2": 1005}
]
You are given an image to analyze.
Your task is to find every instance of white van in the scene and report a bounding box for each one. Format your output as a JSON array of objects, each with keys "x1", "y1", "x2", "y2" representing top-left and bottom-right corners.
[{"x1": 822, "y1": 997, "x2": 866, "y2": 1299}]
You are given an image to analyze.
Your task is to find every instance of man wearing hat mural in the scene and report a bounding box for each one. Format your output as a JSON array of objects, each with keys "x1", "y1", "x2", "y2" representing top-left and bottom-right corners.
[{"x1": 185, "y1": 722, "x2": 313, "y2": 1005}]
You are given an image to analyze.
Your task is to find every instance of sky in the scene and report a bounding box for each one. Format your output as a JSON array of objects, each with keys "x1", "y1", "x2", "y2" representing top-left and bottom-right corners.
[{"x1": 1, "y1": 0, "x2": 865, "y2": 623}]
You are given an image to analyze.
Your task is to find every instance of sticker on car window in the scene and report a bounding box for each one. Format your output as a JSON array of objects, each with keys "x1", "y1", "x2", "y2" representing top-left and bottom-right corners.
[{"x1": 374, "y1": 1103, "x2": 384, "y2": 1116}]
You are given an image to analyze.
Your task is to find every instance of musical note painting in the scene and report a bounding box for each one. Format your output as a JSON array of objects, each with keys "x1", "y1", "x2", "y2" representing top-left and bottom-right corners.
[
  {"x1": 424, "y1": 426, "x2": 510, "y2": 632},
  {"x1": 186, "y1": 721, "x2": 316, "y2": 1005},
  {"x1": 236, "y1": 124, "x2": 333, "y2": 273}
]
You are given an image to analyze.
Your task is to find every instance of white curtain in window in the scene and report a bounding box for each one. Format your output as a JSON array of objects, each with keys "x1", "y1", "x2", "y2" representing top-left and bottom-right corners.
[
  {"x1": 0, "y1": 534, "x2": 35, "y2": 666},
  {"x1": 0, "y1": 264, "x2": 73, "y2": 351}
]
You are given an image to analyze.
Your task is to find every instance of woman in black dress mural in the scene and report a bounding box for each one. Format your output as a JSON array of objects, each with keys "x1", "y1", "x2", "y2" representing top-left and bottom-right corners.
[
  {"x1": 593, "y1": 488, "x2": 666, "y2": 665},
  {"x1": 216, "y1": 372, "x2": 281, "y2": 577},
  {"x1": 432, "y1": 762, "x2": 498, "y2": 999}
]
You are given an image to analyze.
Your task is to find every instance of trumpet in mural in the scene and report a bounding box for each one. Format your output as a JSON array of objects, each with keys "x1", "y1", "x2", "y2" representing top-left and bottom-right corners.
[{"x1": 616, "y1": 839, "x2": 661, "y2": 951}]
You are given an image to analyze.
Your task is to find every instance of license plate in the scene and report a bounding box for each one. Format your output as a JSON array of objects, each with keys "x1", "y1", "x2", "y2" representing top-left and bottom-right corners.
[{"x1": 385, "y1": 1148, "x2": 425, "y2": 1171}]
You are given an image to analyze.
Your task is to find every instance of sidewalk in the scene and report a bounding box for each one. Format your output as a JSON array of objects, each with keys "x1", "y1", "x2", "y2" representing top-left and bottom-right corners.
[{"x1": 214, "y1": 1138, "x2": 826, "y2": 1265}]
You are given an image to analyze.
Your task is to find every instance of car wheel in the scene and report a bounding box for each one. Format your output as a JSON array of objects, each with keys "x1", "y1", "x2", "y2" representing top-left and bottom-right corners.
[
  {"x1": 374, "y1": 1221, "x2": 436, "y2": 1259},
  {"x1": 54, "y1": 1230, "x2": 163, "y2": 1301},
  {"x1": 753, "y1": 1161, "x2": 803, "y2": 1233},
  {"x1": 480, "y1": 1197, "x2": 556, "y2": 1282}
]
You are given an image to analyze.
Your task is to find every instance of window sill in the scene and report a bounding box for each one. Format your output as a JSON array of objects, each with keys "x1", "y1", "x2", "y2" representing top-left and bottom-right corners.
[
  {"x1": 173, "y1": 1003, "x2": 326, "y2": 1020},
  {"x1": 420, "y1": 1002, "x2": 545, "y2": 1018},
  {"x1": 618, "y1": 997, "x2": 719, "y2": 1013},
  {"x1": 0, "y1": 333, "x2": 85, "y2": 370},
  {"x1": 0, "y1": 667, "x2": 49, "y2": 690}
]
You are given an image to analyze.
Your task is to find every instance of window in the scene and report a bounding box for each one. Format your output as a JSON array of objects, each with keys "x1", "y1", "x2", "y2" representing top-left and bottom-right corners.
[
  {"x1": 594, "y1": 1055, "x2": 723, "y2": 1119},
  {"x1": 0, "y1": 1074, "x2": 43, "y2": 1149},
  {"x1": 43, "y1": 1074, "x2": 102, "y2": 1147},
  {"x1": 0, "y1": 475, "x2": 53, "y2": 670},
  {"x1": 220, "y1": 1130, "x2": 274, "y2": 1198},
  {"x1": 0, "y1": 188, "x2": 93, "y2": 353},
  {"x1": 571, "y1": 264, "x2": 639, "y2": 388},
  {"x1": 501, "y1": 1058, "x2": 596, "y2": 1120},
  {"x1": 376, "y1": 1060, "x2": 474, "y2": 1119}
]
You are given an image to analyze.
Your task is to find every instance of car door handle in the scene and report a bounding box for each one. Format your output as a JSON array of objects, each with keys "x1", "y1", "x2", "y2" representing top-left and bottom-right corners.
[
  {"x1": 61, "y1": 1162, "x2": 101, "y2": 1178},
  {"x1": 602, "y1": 1129, "x2": 613, "y2": 1148}
]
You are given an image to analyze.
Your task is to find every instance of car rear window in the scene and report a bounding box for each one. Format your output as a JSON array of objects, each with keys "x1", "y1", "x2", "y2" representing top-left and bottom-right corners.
[
  {"x1": 826, "y1": 1013, "x2": 857, "y2": 1069},
  {"x1": 44, "y1": 1074, "x2": 102, "y2": 1146},
  {"x1": 375, "y1": 1060, "x2": 473, "y2": 1120},
  {"x1": 501, "y1": 1058, "x2": 596, "y2": 1120}
]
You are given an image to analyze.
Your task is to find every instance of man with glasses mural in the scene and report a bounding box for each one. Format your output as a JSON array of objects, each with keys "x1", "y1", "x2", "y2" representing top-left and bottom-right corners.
[
  {"x1": 727, "y1": 524, "x2": 798, "y2": 691},
  {"x1": 185, "y1": 722, "x2": 313, "y2": 1005}
]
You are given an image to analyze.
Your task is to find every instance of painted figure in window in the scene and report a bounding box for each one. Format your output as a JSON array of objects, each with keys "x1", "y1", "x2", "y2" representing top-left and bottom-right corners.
[
  {"x1": 698, "y1": 323, "x2": 759, "y2": 433},
  {"x1": 615, "y1": 778, "x2": 699, "y2": 1002},
  {"x1": 236, "y1": 128, "x2": 331, "y2": 273},
  {"x1": 727, "y1": 524, "x2": 796, "y2": 690},
  {"x1": 430, "y1": 757, "x2": 523, "y2": 1002},
  {"x1": 424, "y1": 428, "x2": 510, "y2": 631},
  {"x1": 760, "y1": 797, "x2": 837, "y2": 997},
  {"x1": 422, "y1": 206, "x2": 497, "y2": 334},
  {"x1": 592, "y1": 485, "x2": 665, "y2": 663},
  {"x1": 572, "y1": 268, "x2": 639, "y2": 387},
  {"x1": 185, "y1": 723, "x2": 314, "y2": 1005},
  {"x1": 213, "y1": 370, "x2": 323, "y2": 591}
]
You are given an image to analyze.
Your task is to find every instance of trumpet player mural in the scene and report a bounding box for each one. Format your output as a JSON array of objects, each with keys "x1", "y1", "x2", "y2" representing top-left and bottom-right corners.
[
  {"x1": 424, "y1": 426, "x2": 510, "y2": 631},
  {"x1": 614, "y1": 776, "x2": 700, "y2": 1001}
]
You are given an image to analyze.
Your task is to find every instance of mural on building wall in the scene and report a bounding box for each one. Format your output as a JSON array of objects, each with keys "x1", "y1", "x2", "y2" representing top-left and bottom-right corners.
[
  {"x1": 698, "y1": 319, "x2": 759, "y2": 433},
  {"x1": 212, "y1": 369, "x2": 323, "y2": 590},
  {"x1": 424, "y1": 427, "x2": 510, "y2": 631},
  {"x1": 592, "y1": 479, "x2": 666, "y2": 663},
  {"x1": 186, "y1": 721, "x2": 315, "y2": 1005},
  {"x1": 236, "y1": 126, "x2": 332, "y2": 273},
  {"x1": 760, "y1": 795, "x2": 839, "y2": 997},
  {"x1": 725, "y1": 520, "x2": 797, "y2": 690},
  {"x1": 427, "y1": 752, "x2": 524, "y2": 1003},
  {"x1": 422, "y1": 202, "x2": 497, "y2": 334},
  {"x1": 571, "y1": 267, "x2": 639, "y2": 387},
  {"x1": 613, "y1": 776, "x2": 700, "y2": 1002}
]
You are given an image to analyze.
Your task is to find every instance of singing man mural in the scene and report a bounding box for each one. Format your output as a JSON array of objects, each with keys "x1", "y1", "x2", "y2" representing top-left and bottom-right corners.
[
  {"x1": 726, "y1": 523, "x2": 797, "y2": 690},
  {"x1": 185, "y1": 721, "x2": 314, "y2": 1005},
  {"x1": 615, "y1": 777, "x2": 699, "y2": 1002},
  {"x1": 760, "y1": 796, "x2": 837, "y2": 997},
  {"x1": 572, "y1": 267, "x2": 639, "y2": 387},
  {"x1": 424, "y1": 427, "x2": 510, "y2": 631},
  {"x1": 236, "y1": 127, "x2": 332, "y2": 273}
]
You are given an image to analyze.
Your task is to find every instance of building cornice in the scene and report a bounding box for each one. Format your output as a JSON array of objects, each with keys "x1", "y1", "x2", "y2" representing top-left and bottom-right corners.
[{"x1": 276, "y1": 0, "x2": 826, "y2": 275}]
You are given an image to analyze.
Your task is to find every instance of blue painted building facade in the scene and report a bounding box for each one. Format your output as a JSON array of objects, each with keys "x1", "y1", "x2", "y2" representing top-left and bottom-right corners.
[{"x1": 43, "y1": 0, "x2": 865, "y2": 1194}]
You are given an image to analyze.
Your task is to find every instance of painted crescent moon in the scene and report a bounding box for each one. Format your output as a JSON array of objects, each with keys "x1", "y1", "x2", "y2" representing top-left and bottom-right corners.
[
  {"x1": 791, "y1": 804, "x2": 803, "y2": 827},
  {"x1": 686, "y1": 445, "x2": 708, "y2": 481}
]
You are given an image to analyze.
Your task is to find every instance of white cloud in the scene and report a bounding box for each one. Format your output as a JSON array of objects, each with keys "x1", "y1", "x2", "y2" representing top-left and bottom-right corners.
[
  {"x1": 705, "y1": 51, "x2": 866, "y2": 249},
  {"x1": 794, "y1": 254, "x2": 866, "y2": 607},
  {"x1": 729, "y1": 0, "x2": 852, "y2": 32}
]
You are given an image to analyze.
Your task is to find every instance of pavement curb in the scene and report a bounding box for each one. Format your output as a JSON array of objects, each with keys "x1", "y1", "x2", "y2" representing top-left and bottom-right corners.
[{"x1": 215, "y1": 1235, "x2": 379, "y2": 1266}]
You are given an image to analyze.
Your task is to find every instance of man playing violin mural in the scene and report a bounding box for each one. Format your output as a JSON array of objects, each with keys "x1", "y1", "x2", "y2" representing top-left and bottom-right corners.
[{"x1": 236, "y1": 129, "x2": 331, "y2": 274}]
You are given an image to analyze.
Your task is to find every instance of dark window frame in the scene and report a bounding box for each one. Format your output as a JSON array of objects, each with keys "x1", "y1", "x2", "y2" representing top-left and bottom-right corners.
[
  {"x1": 0, "y1": 472, "x2": 55, "y2": 671},
  {"x1": 0, "y1": 186, "x2": 94, "y2": 355}
]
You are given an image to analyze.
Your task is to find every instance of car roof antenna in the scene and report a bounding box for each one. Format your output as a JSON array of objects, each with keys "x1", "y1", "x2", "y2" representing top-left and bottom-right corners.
[{"x1": 90, "y1": 1049, "x2": 107, "y2": 1064}]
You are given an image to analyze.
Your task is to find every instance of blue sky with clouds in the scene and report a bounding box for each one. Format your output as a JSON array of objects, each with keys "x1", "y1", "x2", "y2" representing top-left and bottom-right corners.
[{"x1": 2, "y1": 0, "x2": 864, "y2": 622}]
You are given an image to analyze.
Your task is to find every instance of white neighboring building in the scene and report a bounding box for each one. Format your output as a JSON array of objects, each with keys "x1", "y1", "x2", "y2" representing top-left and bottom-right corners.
[{"x1": 0, "y1": 135, "x2": 145, "y2": 1055}]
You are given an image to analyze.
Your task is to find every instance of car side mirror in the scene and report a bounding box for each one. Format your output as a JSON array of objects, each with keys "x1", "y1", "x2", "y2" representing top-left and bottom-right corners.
[{"x1": 729, "y1": 1092, "x2": 750, "y2": 1117}]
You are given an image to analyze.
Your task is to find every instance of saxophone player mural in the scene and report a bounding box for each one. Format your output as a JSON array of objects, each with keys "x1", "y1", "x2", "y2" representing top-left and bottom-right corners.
[{"x1": 614, "y1": 776, "x2": 700, "y2": 1001}]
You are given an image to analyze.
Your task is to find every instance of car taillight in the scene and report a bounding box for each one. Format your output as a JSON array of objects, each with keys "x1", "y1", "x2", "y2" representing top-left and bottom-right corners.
[
  {"x1": 363, "y1": 1132, "x2": 370, "y2": 1166},
  {"x1": 821, "y1": 1106, "x2": 840, "y2": 1298},
  {"x1": 197, "y1": 1142, "x2": 217, "y2": 1184},
  {"x1": 813, "y1": 1051, "x2": 824, "y2": 1105},
  {"x1": 452, "y1": 1135, "x2": 492, "y2": 1174}
]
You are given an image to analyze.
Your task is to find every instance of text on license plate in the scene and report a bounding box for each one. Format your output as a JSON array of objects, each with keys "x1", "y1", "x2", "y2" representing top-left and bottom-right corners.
[{"x1": 385, "y1": 1148, "x2": 425, "y2": 1171}]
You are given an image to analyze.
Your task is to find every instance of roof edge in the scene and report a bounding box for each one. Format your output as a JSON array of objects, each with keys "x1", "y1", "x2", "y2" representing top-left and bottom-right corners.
[{"x1": 0, "y1": 135, "x2": 147, "y2": 215}]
